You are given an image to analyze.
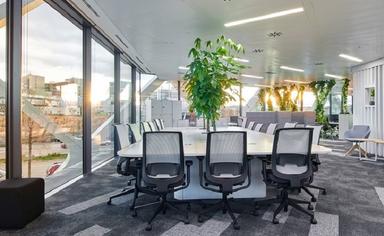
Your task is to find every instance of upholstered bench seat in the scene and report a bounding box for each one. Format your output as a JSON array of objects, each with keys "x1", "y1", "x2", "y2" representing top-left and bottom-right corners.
[{"x1": 0, "y1": 178, "x2": 45, "y2": 229}]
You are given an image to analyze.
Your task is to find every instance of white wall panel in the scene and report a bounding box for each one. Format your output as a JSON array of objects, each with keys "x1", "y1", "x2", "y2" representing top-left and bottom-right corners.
[{"x1": 352, "y1": 59, "x2": 384, "y2": 156}]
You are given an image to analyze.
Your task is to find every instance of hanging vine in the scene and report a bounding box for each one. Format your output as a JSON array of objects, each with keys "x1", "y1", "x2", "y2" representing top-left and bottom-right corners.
[
  {"x1": 341, "y1": 78, "x2": 350, "y2": 114},
  {"x1": 309, "y1": 80, "x2": 336, "y2": 128}
]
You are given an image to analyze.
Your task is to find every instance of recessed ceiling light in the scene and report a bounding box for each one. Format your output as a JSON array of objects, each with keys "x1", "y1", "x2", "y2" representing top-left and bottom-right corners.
[
  {"x1": 224, "y1": 7, "x2": 304, "y2": 27},
  {"x1": 325, "y1": 73, "x2": 344, "y2": 79},
  {"x1": 241, "y1": 74, "x2": 264, "y2": 79},
  {"x1": 284, "y1": 79, "x2": 309, "y2": 84},
  {"x1": 178, "y1": 66, "x2": 189, "y2": 70},
  {"x1": 339, "y1": 54, "x2": 363, "y2": 63},
  {"x1": 223, "y1": 56, "x2": 250, "y2": 63},
  {"x1": 280, "y1": 66, "x2": 304, "y2": 73}
]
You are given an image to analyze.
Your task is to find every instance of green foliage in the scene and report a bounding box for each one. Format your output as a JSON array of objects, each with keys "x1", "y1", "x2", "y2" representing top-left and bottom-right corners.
[
  {"x1": 341, "y1": 78, "x2": 350, "y2": 114},
  {"x1": 309, "y1": 80, "x2": 336, "y2": 128},
  {"x1": 184, "y1": 36, "x2": 246, "y2": 125},
  {"x1": 370, "y1": 88, "x2": 375, "y2": 97}
]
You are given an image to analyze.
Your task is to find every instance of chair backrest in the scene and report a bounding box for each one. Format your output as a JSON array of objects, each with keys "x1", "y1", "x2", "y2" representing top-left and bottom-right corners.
[
  {"x1": 247, "y1": 121, "x2": 255, "y2": 130},
  {"x1": 241, "y1": 117, "x2": 248, "y2": 128},
  {"x1": 148, "y1": 121, "x2": 158, "y2": 131},
  {"x1": 266, "y1": 123, "x2": 277, "y2": 135},
  {"x1": 142, "y1": 132, "x2": 184, "y2": 192},
  {"x1": 160, "y1": 119, "x2": 165, "y2": 129},
  {"x1": 114, "y1": 124, "x2": 130, "y2": 150},
  {"x1": 154, "y1": 119, "x2": 162, "y2": 130},
  {"x1": 346, "y1": 125, "x2": 371, "y2": 139},
  {"x1": 284, "y1": 122, "x2": 297, "y2": 128},
  {"x1": 306, "y1": 125, "x2": 322, "y2": 144},
  {"x1": 271, "y1": 128, "x2": 313, "y2": 187},
  {"x1": 254, "y1": 123, "x2": 263, "y2": 132},
  {"x1": 141, "y1": 122, "x2": 152, "y2": 133},
  {"x1": 128, "y1": 123, "x2": 142, "y2": 143},
  {"x1": 206, "y1": 132, "x2": 247, "y2": 179}
]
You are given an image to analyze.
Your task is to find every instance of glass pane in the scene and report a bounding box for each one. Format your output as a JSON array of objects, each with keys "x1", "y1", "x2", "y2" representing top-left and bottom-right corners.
[
  {"x1": 120, "y1": 62, "x2": 131, "y2": 124},
  {"x1": 21, "y1": 2, "x2": 83, "y2": 192},
  {"x1": 136, "y1": 72, "x2": 140, "y2": 122},
  {"x1": 91, "y1": 39, "x2": 114, "y2": 167},
  {"x1": 0, "y1": 0, "x2": 6, "y2": 180}
]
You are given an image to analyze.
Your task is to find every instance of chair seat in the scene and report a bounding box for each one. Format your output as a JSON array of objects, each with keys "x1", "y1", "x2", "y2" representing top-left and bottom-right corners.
[
  {"x1": 213, "y1": 173, "x2": 241, "y2": 178},
  {"x1": 276, "y1": 164, "x2": 307, "y2": 175},
  {"x1": 146, "y1": 163, "x2": 179, "y2": 178},
  {"x1": 210, "y1": 162, "x2": 242, "y2": 177}
]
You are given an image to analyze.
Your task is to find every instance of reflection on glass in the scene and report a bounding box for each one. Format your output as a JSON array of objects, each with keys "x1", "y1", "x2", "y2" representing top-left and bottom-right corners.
[
  {"x1": 120, "y1": 62, "x2": 131, "y2": 124},
  {"x1": 21, "y1": 3, "x2": 83, "y2": 192},
  {"x1": 91, "y1": 39, "x2": 114, "y2": 167},
  {"x1": 0, "y1": 1, "x2": 6, "y2": 180}
]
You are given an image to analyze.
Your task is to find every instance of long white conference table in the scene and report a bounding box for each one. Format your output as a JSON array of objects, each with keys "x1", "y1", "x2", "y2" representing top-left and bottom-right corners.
[{"x1": 118, "y1": 127, "x2": 332, "y2": 200}]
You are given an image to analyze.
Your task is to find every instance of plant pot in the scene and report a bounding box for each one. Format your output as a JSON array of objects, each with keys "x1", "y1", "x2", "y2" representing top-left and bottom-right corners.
[{"x1": 369, "y1": 101, "x2": 375, "y2": 105}]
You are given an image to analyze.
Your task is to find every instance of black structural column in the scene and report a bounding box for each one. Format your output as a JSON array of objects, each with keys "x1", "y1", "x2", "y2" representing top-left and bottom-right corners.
[
  {"x1": 130, "y1": 65, "x2": 137, "y2": 123},
  {"x1": 177, "y1": 81, "x2": 181, "y2": 101},
  {"x1": 83, "y1": 25, "x2": 92, "y2": 174},
  {"x1": 6, "y1": 0, "x2": 22, "y2": 179},
  {"x1": 113, "y1": 52, "x2": 121, "y2": 156}
]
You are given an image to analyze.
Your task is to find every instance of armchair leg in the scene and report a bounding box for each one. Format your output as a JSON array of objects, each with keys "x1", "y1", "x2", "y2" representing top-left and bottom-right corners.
[
  {"x1": 107, "y1": 187, "x2": 135, "y2": 205},
  {"x1": 287, "y1": 199, "x2": 317, "y2": 224},
  {"x1": 145, "y1": 200, "x2": 165, "y2": 231},
  {"x1": 223, "y1": 196, "x2": 240, "y2": 230},
  {"x1": 130, "y1": 187, "x2": 139, "y2": 210},
  {"x1": 302, "y1": 186, "x2": 317, "y2": 202},
  {"x1": 307, "y1": 184, "x2": 327, "y2": 195}
]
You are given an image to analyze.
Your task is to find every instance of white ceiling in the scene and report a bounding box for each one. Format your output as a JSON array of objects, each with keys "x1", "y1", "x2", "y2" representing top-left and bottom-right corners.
[{"x1": 93, "y1": 0, "x2": 384, "y2": 86}]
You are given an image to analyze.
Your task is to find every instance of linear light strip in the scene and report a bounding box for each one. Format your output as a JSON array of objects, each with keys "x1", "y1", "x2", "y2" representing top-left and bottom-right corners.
[
  {"x1": 325, "y1": 73, "x2": 344, "y2": 79},
  {"x1": 225, "y1": 7, "x2": 304, "y2": 27},
  {"x1": 241, "y1": 74, "x2": 264, "y2": 79},
  {"x1": 339, "y1": 54, "x2": 363, "y2": 63},
  {"x1": 280, "y1": 65, "x2": 304, "y2": 72},
  {"x1": 284, "y1": 79, "x2": 309, "y2": 84}
]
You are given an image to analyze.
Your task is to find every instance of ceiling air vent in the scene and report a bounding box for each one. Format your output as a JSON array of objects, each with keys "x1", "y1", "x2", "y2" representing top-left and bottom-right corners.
[
  {"x1": 82, "y1": 0, "x2": 100, "y2": 17},
  {"x1": 253, "y1": 49, "x2": 264, "y2": 53},
  {"x1": 115, "y1": 35, "x2": 129, "y2": 49},
  {"x1": 267, "y1": 32, "x2": 283, "y2": 38},
  {"x1": 265, "y1": 71, "x2": 277, "y2": 75}
]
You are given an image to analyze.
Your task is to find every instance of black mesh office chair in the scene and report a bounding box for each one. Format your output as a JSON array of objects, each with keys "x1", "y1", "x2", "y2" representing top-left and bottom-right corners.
[
  {"x1": 153, "y1": 119, "x2": 163, "y2": 130},
  {"x1": 107, "y1": 124, "x2": 137, "y2": 205},
  {"x1": 141, "y1": 121, "x2": 152, "y2": 132},
  {"x1": 132, "y1": 132, "x2": 193, "y2": 231},
  {"x1": 148, "y1": 121, "x2": 158, "y2": 131},
  {"x1": 197, "y1": 131, "x2": 251, "y2": 230},
  {"x1": 257, "y1": 128, "x2": 317, "y2": 224},
  {"x1": 301, "y1": 125, "x2": 327, "y2": 202}
]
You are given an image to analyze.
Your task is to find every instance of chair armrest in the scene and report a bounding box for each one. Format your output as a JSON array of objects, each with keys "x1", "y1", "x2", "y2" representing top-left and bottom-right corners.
[{"x1": 197, "y1": 156, "x2": 221, "y2": 193}]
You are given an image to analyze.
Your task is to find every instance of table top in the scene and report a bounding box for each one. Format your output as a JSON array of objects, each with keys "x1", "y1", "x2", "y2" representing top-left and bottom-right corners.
[{"x1": 118, "y1": 126, "x2": 332, "y2": 158}]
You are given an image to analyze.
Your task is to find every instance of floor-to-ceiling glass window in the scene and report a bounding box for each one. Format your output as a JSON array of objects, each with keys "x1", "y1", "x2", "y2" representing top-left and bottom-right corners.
[
  {"x1": 91, "y1": 39, "x2": 114, "y2": 167},
  {"x1": 21, "y1": 2, "x2": 83, "y2": 191},
  {"x1": 0, "y1": 0, "x2": 6, "y2": 180},
  {"x1": 136, "y1": 72, "x2": 141, "y2": 122},
  {"x1": 241, "y1": 86, "x2": 260, "y2": 114},
  {"x1": 120, "y1": 61, "x2": 131, "y2": 124}
]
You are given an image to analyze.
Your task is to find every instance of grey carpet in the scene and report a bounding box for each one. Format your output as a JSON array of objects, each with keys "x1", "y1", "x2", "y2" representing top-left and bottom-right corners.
[{"x1": 1, "y1": 140, "x2": 384, "y2": 236}]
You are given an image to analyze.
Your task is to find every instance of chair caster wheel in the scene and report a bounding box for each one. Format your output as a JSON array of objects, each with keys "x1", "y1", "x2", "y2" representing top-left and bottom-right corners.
[
  {"x1": 222, "y1": 209, "x2": 227, "y2": 214},
  {"x1": 322, "y1": 190, "x2": 327, "y2": 195},
  {"x1": 198, "y1": 216, "x2": 204, "y2": 223},
  {"x1": 184, "y1": 220, "x2": 190, "y2": 225},
  {"x1": 308, "y1": 204, "x2": 314, "y2": 210},
  {"x1": 251, "y1": 210, "x2": 259, "y2": 216},
  {"x1": 145, "y1": 224, "x2": 152, "y2": 231},
  {"x1": 284, "y1": 206, "x2": 288, "y2": 212},
  {"x1": 311, "y1": 218, "x2": 317, "y2": 224},
  {"x1": 187, "y1": 204, "x2": 191, "y2": 211},
  {"x1": 311, "y1": 197, "x2": 317, "y2": 202},
  {"x1": 107, "y1": 200, "x2": 112, "y2": 205},
  {"x1": 131, "y1": 211, "x2": 137, "y2": 217},
  {"x1": 129, "y1": 205, "x2": 134, "y2": 210},
  {"x1": 272, "y1": 218, "x2": 279, "y2": 224},
  {"x1": 233, "y1": 222, "x2": 240, "y2": 230}
]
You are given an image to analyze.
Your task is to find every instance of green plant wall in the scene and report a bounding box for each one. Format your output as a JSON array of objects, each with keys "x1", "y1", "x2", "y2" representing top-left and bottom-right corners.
[
  {"x1": 341, "y1": 78, "x2": 350, "y2": 114},
  {"x1": 309, "y1": 80, "x2": 336, "y2": 128}
]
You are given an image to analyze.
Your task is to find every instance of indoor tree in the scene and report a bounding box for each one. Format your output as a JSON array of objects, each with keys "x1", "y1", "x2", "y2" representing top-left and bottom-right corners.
[
  {"x1": 309, "y1": 80, "x2": 336, "y2": 128},
  {"x1": 341, "y1": 78, "x2": 350, "y2": 114},
  {"x1": 184, "y1": 36, "x2": 246, "y2": 131},
  {"x1": 257, "y1": 88, "x2": 267, "y2": 111}
]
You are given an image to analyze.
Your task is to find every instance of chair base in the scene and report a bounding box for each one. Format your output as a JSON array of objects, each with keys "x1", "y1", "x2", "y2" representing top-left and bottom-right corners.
[
  {"x1": 198, "y1": 194, "x2": 240, "y2": 230},
  {"x1": 132, "y1": 195, "x2": 190, "y2": 231},
  {"x1": 107, "y1": 187, "x2": 135, "y2": 205},
  {"x1": 254, "y1": 189, "x2": 316, "y2": 224},
  {"x1": 345, "y1": 143, "x2": 368, "y2": 158}
]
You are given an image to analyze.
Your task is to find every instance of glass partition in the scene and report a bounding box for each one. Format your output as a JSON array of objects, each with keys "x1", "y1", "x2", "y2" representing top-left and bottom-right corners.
[
  {"x1": 21, "y1": 2, "x2": 83, "y2": 191},
  {"x1": 0, "y1": 0, "x2": 6, "y2": 180},
  {"x1": 120, "y1": 62, "x2": 131, "y2": 124},
  {"x1": 91, "y1": 39, "x2": 114, "y2": 167}
]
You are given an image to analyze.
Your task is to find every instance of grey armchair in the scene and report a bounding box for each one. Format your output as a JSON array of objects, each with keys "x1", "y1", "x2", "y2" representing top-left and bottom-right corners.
[{"x1": 344, "y1": 125, "x2": 371, "y2": 157}]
